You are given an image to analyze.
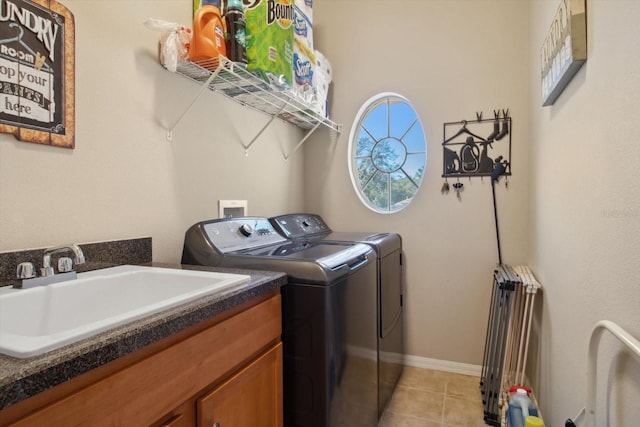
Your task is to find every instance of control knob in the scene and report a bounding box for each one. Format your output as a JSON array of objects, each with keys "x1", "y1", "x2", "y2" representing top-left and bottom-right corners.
[{"x1": 239, "y1": 224, "x2": 253, "y2": 237}]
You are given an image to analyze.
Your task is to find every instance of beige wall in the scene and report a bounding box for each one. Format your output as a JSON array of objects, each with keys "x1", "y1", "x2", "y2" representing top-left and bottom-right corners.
[
  {"x1": 309, "y1": 0, "x2": 640, "y2": 423},
  {"x1": 528, "y1": 1, "x2": 640, "y2": 425},
  {"x1": 307, "y1": 0, "x2": 530, "y2": 365},
  {"x1": 2, "y1": 0, "x2": 638, "y2": 424},
  {"x1": 0, "y1": 1, "x2": 305, "y2": 261}
]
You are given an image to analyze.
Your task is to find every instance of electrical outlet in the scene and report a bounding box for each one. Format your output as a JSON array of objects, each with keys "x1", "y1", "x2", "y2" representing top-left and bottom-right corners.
[{"x1": 218, "y1": 200, "x2": 248, "y2": 218}]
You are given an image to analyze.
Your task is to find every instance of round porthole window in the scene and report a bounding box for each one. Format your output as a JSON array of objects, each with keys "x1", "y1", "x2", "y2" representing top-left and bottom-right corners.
[{"x1": 348, "y1": 93, "x2": 427, "y2": 213}]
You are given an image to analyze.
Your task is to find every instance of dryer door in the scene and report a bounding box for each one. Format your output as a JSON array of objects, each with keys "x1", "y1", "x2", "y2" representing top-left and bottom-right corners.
[
  {"x1": 378, "y1": 249, "x2": 404, "y2": 417},
  {"x1": 380, "y1": 249, "x2": 402, "y2": 339}
]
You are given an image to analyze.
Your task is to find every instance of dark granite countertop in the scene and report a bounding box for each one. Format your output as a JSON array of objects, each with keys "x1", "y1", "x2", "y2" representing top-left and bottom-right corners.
[{"x1": 0, "y1": 263, "x2": 287, "y2": 411}]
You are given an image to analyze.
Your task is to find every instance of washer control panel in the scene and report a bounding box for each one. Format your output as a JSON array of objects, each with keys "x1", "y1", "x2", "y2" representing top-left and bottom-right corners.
[
  {"x1": 203, "y1": 217, "x2": 287, "y2": 253},
  {"x1": 270, "y1": 213, "x2": 330, "y2": 238}
]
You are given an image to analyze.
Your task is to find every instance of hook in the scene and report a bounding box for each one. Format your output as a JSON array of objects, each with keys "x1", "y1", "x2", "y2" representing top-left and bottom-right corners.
[
  {"x1": 453, "y1": 181, "x2": 464, "y2": 201},
  {"x1": 441, "y1": 179, "x2": 450, "y2": 194}
]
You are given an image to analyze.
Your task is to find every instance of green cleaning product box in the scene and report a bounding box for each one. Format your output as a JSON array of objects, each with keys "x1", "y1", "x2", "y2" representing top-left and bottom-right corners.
[{"x1": 245, "y1": 0, "x2": 294, "y2": 89}]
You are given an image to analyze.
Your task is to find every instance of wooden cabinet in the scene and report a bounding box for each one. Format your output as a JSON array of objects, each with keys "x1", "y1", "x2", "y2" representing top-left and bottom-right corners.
[
  {"x1": 3, "y1": 293, "x2": 282, "y2": 427},
  {"x1": 156, "y1": 414, "x2": 191, "y2": 427},
  {"x1": 197, "y1": 343, "x2": 282, "y2": 427},
  {"x1": 150, "y1": 401, "x2": 195, "y2": 427},
  {"x1": 152, "y1": 342, "x2": 283, "y2": 427}
]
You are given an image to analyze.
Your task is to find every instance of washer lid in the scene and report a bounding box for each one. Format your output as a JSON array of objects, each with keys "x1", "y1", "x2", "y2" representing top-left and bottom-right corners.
[{"x1": 238, "y1": 241, "x2": 371, "y2": 270}]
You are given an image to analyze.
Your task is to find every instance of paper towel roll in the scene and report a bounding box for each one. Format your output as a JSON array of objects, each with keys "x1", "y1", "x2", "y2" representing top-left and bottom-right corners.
[{"x1": 313, "y1": 49, "x2": 332, "y2": 117}]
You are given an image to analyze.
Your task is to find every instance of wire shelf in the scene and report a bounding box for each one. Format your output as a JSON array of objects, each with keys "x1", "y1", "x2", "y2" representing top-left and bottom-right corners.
[{"x1": 172, "y1": 56, "x2": 340, "y2": 133}]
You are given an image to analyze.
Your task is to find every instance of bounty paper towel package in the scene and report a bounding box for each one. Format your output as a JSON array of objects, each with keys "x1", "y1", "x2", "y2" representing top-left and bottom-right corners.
[{"x1": 245, "y1": 0, "x2": 294, "y2": 89}]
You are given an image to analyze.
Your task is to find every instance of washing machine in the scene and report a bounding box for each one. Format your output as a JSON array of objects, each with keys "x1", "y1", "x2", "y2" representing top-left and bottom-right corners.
[
  {"x1": 181, "y1": 217, "x2": 378, "y2": 427},
  {"x1": 270, "y1": 213, "x2": 404, "y2": 418}
]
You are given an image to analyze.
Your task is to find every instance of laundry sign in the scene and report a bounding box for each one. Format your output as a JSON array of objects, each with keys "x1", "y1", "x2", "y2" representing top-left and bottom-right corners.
[{"x1": 0, "y1": 0, "x2": 75, "y2": 148}]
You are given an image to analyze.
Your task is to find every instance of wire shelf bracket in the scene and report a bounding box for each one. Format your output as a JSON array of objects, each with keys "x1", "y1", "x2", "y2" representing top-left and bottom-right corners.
[
  {"x1": 166, "y1": 68, "x2": 221, "y2": 142},
  {"x1": 242, "y1": 103, "x2": 286, "y2": 155},
  {"x1": 284, "y1": 121, "x2": 322, "y2": 160}
]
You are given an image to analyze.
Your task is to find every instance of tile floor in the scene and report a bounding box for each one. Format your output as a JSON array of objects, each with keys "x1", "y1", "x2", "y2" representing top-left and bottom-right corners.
[{"x1": 379, "y1": 366, "x2": 487, "y2": 427}]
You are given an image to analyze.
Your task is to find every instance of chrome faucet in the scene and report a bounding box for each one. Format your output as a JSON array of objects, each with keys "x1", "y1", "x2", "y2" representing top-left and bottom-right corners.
[
  {"x1": 14, "y1": 244, "x2": 86, "y2": 289},
  {"x1": 41, "y1": 244, "x2": 86, "y2": 277}
]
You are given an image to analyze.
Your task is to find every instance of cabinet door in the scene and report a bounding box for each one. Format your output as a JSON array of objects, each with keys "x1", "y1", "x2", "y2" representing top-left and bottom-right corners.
[{"x1": 197, "y1": 343, "x2": 283, "y2": 427}]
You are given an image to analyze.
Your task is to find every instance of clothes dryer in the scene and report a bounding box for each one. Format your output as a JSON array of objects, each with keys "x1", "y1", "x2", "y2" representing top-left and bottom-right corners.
[{"x1": 270, "y1": 213, "x2": 404, "y2": 418}]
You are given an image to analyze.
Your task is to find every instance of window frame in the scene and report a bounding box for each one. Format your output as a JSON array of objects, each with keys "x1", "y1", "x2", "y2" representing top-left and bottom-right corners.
[{"x1": 347, "y1": 92, "x2": 427, "y2": 214}]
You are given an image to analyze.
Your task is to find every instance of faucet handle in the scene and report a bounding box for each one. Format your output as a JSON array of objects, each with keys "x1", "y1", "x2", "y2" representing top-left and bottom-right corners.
[
  {"x1": 17, "y1": 262, "x2": 36, "y2": 279},
  {"x1": 58, "y1": 257, "x2": 74, "y2": 273}
]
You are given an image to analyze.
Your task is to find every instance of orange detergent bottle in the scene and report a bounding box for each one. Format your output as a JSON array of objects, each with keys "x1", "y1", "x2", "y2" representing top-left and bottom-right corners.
[{"x1": 190, "y1": 0, "x2": 227, "y2": 66}]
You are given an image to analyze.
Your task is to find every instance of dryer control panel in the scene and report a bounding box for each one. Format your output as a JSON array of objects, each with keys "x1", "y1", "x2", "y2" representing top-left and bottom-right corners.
[{"x1": 203, "y1": 217, "x2": 287, "y2": 253}]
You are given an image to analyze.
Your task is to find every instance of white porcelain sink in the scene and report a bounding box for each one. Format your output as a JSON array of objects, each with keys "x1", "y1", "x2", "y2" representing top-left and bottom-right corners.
[{"x1": 0, "y1": 265, "x2": 250, "y2": 358}]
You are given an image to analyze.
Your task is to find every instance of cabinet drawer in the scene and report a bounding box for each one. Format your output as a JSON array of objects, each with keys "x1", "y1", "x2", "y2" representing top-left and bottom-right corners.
[{"x1": 198, "y1": 343, "x2": 283, "y2": 427}]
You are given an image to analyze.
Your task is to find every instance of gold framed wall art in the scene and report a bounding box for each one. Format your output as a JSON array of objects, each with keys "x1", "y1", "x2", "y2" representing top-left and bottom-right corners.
[{"x1": 540, "y1": 0, "x2": 587, "y2": 107}]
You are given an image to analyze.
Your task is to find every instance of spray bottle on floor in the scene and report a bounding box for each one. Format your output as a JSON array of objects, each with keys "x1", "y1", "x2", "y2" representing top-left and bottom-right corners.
[{"x1": 508, "y1": 388, "x2": 539, "y2": 427}]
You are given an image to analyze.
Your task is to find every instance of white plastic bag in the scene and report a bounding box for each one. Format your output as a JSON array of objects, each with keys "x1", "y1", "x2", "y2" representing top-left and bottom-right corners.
[{"x1": 144, "y1": 18, "x2": 191, "y2": 72}]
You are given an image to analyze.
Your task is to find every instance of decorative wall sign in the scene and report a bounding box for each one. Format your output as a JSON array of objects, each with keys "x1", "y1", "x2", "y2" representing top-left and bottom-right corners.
[
  {"x1": 0, "y1": 0, "x2": 75, "y2": 148},
  {"x1": 441, "y1": 110, "x2": 512, "y2": 179},
  {"x1": 540, "y1": 0, "x2": 586, "y2": 107}
]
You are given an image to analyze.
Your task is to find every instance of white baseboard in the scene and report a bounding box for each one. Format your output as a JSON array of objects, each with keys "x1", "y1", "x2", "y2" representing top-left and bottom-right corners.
[
  {"x1": 346, "y1": 346, "x2": 483, "y2": 377},
  {"x1": 403, "y1": 354, "x2": 482, "y2": 377},
  {"x1": 346, "y1": 344, "x2": 377, "y2": 362}
]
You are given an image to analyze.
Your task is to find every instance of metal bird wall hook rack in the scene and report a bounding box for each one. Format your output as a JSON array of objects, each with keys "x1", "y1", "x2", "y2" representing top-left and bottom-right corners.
[{"x1": 441, "y1": 110, "x2": 512, "y2": 179}]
